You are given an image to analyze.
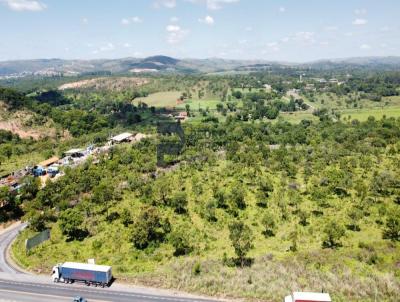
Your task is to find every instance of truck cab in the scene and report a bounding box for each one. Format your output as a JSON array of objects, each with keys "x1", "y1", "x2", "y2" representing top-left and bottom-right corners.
[{"x1": 52, "y1": 264, "x2": 62, "y2": 283}]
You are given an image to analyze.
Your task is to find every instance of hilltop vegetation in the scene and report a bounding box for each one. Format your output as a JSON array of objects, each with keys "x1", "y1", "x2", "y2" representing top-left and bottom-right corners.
[
  {"x1": 1, "y1": 68, "x2": 400, "y2": 301},
  {"x1": 12, "y1": 117, "x2": 400, "y2": 301},
  {"x1": 2, "y1": 56, "x2": 400, "y2": 77}
]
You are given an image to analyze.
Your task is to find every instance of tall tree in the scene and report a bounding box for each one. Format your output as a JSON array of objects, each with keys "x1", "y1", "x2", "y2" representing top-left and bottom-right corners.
[{"x1": 228, "y1": 220, "x2": 254, "y2": 267}]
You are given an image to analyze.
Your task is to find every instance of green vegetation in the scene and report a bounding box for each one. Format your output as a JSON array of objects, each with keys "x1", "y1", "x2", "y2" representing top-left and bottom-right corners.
[
  {"x1": 9, "y1": 117, "x2": 400, "y2": 301},
  {"x1": 2, "y1": 69, "x2": 400, "y2": 301},
  {"x1": 134, "y1": 91, "x2": 182, "y2": 108}
]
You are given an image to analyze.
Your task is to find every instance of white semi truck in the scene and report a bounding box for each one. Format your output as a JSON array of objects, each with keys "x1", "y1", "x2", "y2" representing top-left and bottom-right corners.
[
  {"x1": 52, "y1": 262, "x2": 112, "y2": 287},
  {"x1": 284, "y1": 292, "x2": 332, "y2": 302}
]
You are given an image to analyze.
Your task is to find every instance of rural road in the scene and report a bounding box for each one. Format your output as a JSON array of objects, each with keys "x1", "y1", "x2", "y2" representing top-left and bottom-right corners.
[
  {"x1": 0, "y1": 223, "x2": 221, "y2": 302},
  {"x1": 0, "y1": 222, "x2": 27, "y2": 274}
]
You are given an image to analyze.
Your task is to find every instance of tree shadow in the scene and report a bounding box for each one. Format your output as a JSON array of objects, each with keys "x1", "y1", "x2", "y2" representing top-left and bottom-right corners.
[
  {"x1": 66, "y1": 229, "x2": 89, "y2": 242},
  {"x1": 223, "y1": 256, "x2": 254, "y2": 268}
]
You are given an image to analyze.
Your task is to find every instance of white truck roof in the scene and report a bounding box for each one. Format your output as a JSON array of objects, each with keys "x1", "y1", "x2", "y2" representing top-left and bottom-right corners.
[
  {"x1": 284, "y1": 292, "x2": 331, "y2": 302},
  {"x1": 63, "y1": 262, "x2": 111, "y2": 273},
  {"x1": 110, "y1": 132, "x2": 133, "y2": 142}
]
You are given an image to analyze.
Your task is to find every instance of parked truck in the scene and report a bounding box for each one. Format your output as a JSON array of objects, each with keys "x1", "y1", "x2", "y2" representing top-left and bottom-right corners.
[
  {"x1": 52, "y1": 262, "x2": 112, "y2": 287},
  {"x1": 284, "y1": 292, "x2": 331, "y2": 302}
]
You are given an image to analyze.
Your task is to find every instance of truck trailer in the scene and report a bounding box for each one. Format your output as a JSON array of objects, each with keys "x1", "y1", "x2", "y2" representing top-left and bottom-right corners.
[
  {"x1": 284, "y1": 292, "x2": 331, "y2": 302},
  {"x1": 52, "y1": 262, "x2": 112, "y2": 287}
]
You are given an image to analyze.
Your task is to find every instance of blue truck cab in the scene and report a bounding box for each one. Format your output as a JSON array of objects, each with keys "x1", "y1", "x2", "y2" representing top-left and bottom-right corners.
[{"x1": 32, "y1": 165, "x2": 46, "y2": 177}]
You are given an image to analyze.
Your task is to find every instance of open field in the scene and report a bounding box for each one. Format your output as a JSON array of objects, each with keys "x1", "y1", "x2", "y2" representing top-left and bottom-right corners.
[
  {"x1": 278, "y1": 111, "x2": 318, "y2": 123},
  {"x1": 58, "y1": 77, "x2": 150, "y2": 91},
  {"x1": 340, "y1": 106, "x2": 400, "y2": 121},
  {"x1": 134, "y1": 91, "x2": 182, "y2": 107},
  {"x1": 308, "y1": 94, "x2": 400, "y2": 111},
  {"x1": 177, "y1": 99, "x2": 221, "y2": 111}
]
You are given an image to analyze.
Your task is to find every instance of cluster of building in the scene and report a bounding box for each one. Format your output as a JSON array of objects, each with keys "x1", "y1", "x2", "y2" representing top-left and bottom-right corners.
[
  {"x1": 165, "y1": 111, "x2": 188, "y2": 121},
  {"x1": 0, "y1": 132, "x2": 148, "y2": 204}
]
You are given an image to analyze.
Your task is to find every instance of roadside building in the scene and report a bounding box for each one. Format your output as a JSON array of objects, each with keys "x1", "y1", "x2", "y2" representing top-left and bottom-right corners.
[
  {"x1": 64, "y1": 148, "x2": 85, "y2": 158},
  {"x1": 109, "y1": 132, "x2": 133, "y2": 145},
  {"x1": 263, "y1": 84, "x2": 272, "y2": 91},
  {"x1": 38, "y1": 156, "x2": 59, "y2": 167},
  {"x1": 175, "y1": 111, "x2": 188, "y2": 121}
]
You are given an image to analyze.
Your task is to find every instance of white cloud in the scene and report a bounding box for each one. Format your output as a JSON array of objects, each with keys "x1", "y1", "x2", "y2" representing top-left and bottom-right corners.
[
  {"x1": 360, "y1": 44, "x2": 371, "y2": 50},
  {"x1": 354, "y1": 8, "x2": 367, "y2": 15},
  {"x1": 166, "y1": 24, "x2": 189, "y2": 44},
  {"x1": 93, "y1": 43, "x2": 115, "y2": 54},
  {"x1": 380, "y1": 43, "x2": 388, "y2": 48},
  {"x1": 121, "y1": 16, "x2": 143, "y2": 25},
  {"x1": 245, "y1": 26, "x2": 253, "y2": 32},
  {"x1": 123, "y1": 43, "x2": 132, "y2": 48},
  {"x1": 100, "y1": 43, "x2": 115, "y2": 51},
  {"x1": 132, "y1": 51, "x2": 143, "y2": 57},
  {"x1": 281, "y1": 37, "x2": 290, "y2": 43},
  {"x1": 266, "y1": 41, "x2": 280, "y2": 52},
  {"x1": 352, "y1": 18, "x2": 367, "y2": 26},
  {"x1": 344, "y1": 32, "x2": 353, "y2": 37},
  {"x1": 170, "y1": 16, "x2": 179, "y2": 22},
  {"x1": 166, "y1": 24, "x2": 180, "y2": 31},
  {"x1": 121, "y1": 18, "x2": 130, "y2": 25},
  {"x1": 131, "y1": 16, "x2": 143, "y2": 23},
  {"x1": 82, "y1": 17, "x2": 89, "y2": 24},
  {"x1": 1, "y1": 0, "x2": 46, "y2": 11},
  {"x1": 198, "y1": 15, "x2": 214, "y2": 25},
  {"x1": 186, "y1": 0, "x2": 239, "y2": 10},
  {"x1": 380, "y1": 26, "x2": 390, "y2": 32},
  {"x1": 279, "y1": 6, "x2": 285, "y2": 13},
  {"x1": 293, "y1": 31, "x2": 316, "y2": 43},
  {"x1": 153, "y1": 0, "x2": 176, "y2": 9},
  {"x1": 324, "y1": 26, "x2": 338, "y2": 31},
  {"x1": 238, "y1": 39, "x2": 247, "y2": 45}
]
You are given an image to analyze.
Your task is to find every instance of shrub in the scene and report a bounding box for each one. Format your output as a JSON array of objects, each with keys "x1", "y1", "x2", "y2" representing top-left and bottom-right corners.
[
  {"x1": 59, "y1": 208, "x2": 87, "y2": 240},
  {"x1": 322, "y1": 220, "x2": 346, "y2": 249},
  {"x1": 131, "y1": 206, "x2": 170, "y2": 249},
  {"x1": 192, "y1": 262, "x2": 201, "y2": 276},
  {"x1": 169, "y1": 223, "x2": 194, "y2": 256},
  {"x1": 229, "y1": 220, "x2": 254, "y2": 267},
  {"x1": 383, "y1": 210, "x2": 400, "y2": 242},
  {"x1": 262, "y1": 212, "x2": 277, "y2": 237}
]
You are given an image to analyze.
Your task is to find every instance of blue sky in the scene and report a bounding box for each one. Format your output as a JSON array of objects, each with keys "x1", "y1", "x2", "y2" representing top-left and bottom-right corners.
[{"x1": 0, "y1": 0, "x2": 399, "y2": 62}]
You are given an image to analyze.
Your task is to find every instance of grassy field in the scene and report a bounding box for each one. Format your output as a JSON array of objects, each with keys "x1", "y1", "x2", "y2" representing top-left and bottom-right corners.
[
  {"x1": 231, "y1": 87, "x2": 267, "y2": 93},
  {"x1": 308, "y1": 94, "x2": 400, "y2": 111},
  {"x1": 340, "y1": 107, "x2": 400, "y2": 121},
  {"x1": 278, "y1": 111, "x2": 318, "y2": 124},
  {"x1": 177, "y1": 99, "x2": 221, "y2": 111},
  {"x1": 134, "y1": 91, "x2": 182, "y2": 107}
]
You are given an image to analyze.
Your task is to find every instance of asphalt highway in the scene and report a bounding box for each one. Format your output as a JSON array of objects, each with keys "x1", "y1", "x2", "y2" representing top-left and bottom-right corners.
[{"x1": 0, "y1": 223, "x2": 221, "y2": 302}]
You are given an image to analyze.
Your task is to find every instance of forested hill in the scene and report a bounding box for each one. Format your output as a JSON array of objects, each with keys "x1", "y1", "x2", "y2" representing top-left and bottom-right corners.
[{"x1": 2, "y1": 56, "x2": 400, "y2": 77}]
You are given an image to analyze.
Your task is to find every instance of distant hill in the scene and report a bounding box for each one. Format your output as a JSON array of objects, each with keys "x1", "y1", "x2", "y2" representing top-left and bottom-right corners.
[
  {"x1": 301, "y1": 56, "x2": 400, "y2": 71},
  {"x1": 1, "y1": 56, "x2": 400, "y2": 77}
]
